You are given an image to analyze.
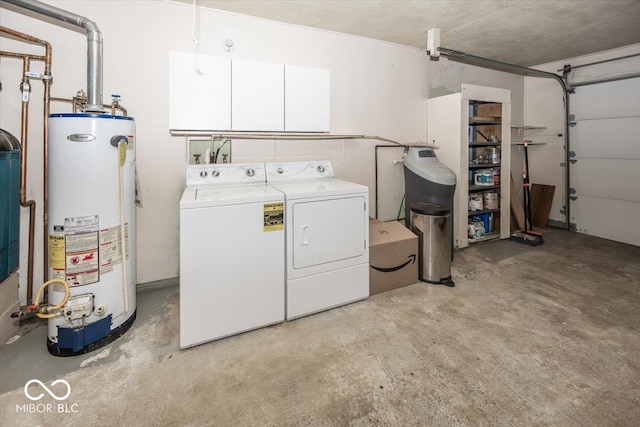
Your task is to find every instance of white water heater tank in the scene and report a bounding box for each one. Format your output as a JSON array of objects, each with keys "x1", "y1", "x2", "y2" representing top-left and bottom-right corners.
[{"x1": 47, "y1": 113, "x2": 136, "y2": 356}]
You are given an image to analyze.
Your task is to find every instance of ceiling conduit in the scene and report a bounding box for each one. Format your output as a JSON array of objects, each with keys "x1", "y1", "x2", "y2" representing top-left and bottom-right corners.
[
  {"x1": 435, "y1": 47, "x2": 571, "y2": 230},
  {"x1": 2, "y1": 0, "x2": 104, "y2": 112}
]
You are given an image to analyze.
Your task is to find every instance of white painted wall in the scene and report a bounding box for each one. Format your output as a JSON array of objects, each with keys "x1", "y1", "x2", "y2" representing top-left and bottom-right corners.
[
  {"x1": 524, "y1": 43, "x2": 640, "y2": 226},
  {"x1": 427, "y1": 56, "x2": 525, "y2": 122},
  {"x1": 0, "y1": 0, "x2": 428, "y2": 299},
  {"x1": 1, "y1": 0, "x2": 529, "y2": 300}
]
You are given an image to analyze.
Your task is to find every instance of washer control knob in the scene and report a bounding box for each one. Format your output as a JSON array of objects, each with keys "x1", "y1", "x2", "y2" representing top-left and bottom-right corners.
[
  {"x1": 277, "y1": 167, "x2": 284, "y2": 174},
  {"x1": 199, "y1": 170, "x2": 208, "y2": 178},
  {"x1": 212, "y1": 170, "x2": 220, "y2": 177},
  {"x1": 246, "y1": 168, "x2": 255, "y2": 177},
  {"x1": 317, "y1": 165, "x2": 325, "y2": 173}
]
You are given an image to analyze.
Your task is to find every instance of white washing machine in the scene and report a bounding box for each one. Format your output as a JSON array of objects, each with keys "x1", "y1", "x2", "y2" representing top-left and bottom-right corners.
[
  {"x1": 266, "y1": 161, "x2": 369, "y2": 320},
  {"x1": 179, "y1": 164, "x2": 285, "y2": 348}
]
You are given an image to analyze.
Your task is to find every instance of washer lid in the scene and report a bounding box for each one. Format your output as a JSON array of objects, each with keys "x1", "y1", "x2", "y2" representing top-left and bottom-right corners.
[
  {"x1": 269, "y1": 178, "x2": 367, "y2": 199},
  {"x1": 180, "y1": 184, "x2": 283, "y2": 208}
]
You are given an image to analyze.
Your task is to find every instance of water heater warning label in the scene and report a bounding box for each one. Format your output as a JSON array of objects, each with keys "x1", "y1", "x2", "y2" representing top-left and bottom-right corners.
[
  {"x1": 48, "y1": 215, "x2": 102, "y2": 286},
  {"x1": 263, "y1": 202, "x2": 284, "y2": 232},
  {"x1": 64, "y1": 232, "x2": 100, "y2": 286},
  {"x1": 99, "y1": 223, "x2": 128, "y2": 274}
]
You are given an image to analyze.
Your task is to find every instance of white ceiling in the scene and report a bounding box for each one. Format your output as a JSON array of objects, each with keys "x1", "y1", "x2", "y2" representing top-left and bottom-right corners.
[{"x1": 183, "y1": 0, "x2": 640, "y2": 67}]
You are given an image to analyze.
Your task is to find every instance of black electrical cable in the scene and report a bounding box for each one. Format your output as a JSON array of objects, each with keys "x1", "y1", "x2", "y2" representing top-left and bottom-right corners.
[{"x1": 214, "y1": 139, "x2": 230, "y2": 163}]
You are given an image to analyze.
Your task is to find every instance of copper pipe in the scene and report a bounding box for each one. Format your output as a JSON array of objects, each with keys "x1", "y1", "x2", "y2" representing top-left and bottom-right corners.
[
  {"x1": 19, "y1": 55, "x2": 36, "y2": 303},
  {"x1": 42, "y1": 38, "x2": 52, "y2": 291},
  {"x1": 0, "y1": 50, "x2": 46, "y2": 61},
  {"x1": 50, "y1": 97, "x2": 73, "y2": 103},
  {"x1": 50, "y1": 96, "x2": 83, "y2": 113},
  {"x1": 51, "y1": 96, "x2": 128, "y2": 117},
  {"x1": 1, "y1": 26, "x2": 52, "y2": 304},
  {"x1": 110, "y1": 101, "x2": 127, "y2": 116}
]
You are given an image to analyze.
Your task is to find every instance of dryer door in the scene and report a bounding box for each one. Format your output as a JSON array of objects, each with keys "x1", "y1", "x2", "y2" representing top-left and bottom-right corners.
[{"x1": 292, "y1": 196, "x2": 366, "y2": 269}]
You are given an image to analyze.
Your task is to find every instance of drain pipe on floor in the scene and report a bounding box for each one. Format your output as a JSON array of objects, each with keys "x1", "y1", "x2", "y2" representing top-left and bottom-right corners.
[{"x1": 433, "y1": 47, "x2": 571, "y2": 230}]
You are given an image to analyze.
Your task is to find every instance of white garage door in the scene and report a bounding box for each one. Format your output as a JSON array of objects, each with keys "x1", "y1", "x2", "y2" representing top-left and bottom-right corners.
[{"x1": 569, "y1": 77, "x2": 640, "y2": 246}]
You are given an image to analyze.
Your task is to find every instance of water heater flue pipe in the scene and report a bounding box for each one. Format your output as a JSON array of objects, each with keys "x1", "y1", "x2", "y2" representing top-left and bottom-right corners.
[{"x1": 3, "y1": 0, "x2": 104, "y2": 112}]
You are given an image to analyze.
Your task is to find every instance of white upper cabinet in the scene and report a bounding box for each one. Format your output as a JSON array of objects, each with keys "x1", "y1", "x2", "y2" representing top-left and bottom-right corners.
[
  {"x1": 169, "y1": 52, "x2": 331, "y2": 132},
  {"x1": 169, "y1": 51, "x2": 231, "y2": 131},
  {"x1": 231, "y1": 59, "x2": 285, "y2": 131},
  {"x1": 285, "y1": 65, "x2": 330, "y2": 132}
]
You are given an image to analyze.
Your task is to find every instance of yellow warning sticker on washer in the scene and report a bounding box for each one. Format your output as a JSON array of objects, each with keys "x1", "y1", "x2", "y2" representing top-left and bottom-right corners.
[{"x1": 263, "y1": 202, "x2": 284, "y2": 232}]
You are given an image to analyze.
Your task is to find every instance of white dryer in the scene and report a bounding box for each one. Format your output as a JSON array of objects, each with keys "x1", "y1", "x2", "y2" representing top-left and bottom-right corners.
[
  {"x1": 179, "y1": 164, "x2": 285, "y2": 348},
  {"x1": 266, "y1": 161, "x2": 369, "y2": 320}
]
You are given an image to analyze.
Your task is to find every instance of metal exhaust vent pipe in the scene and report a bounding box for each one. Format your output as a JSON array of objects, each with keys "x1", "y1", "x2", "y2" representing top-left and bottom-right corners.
[{"x1": 3, "y1": 0, "x2": 104, "y2": 112}]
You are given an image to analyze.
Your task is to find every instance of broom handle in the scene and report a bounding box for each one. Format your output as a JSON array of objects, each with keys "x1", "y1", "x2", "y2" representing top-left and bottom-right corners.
[{"x1": 523, "y1": 141, "x2": 533, "y2": 232}]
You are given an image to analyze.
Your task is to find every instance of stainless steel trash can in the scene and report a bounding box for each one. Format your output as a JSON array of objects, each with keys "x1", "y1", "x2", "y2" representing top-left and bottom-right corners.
[{"x1": 409, "y1": 202, "x2": 454, "y2": 287}]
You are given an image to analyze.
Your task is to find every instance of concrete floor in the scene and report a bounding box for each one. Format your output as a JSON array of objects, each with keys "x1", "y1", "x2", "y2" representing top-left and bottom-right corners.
[{"x1": 1, "y1": 228, "x2": 639, "y2": 426}]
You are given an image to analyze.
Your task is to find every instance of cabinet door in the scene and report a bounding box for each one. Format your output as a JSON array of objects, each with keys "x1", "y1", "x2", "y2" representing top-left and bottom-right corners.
[
  {"x1": 285, "y1": 65, "x2": 330, "y2": 132},
  {"x1": 169, "y1": 52, "x2": 231, "y2": 130},
  {"x1": 232, "y1": 59, "x2": 284, "y2": 131},
  {"x1": 292, "y1": 197, "x2": 366, "y2": 269}
]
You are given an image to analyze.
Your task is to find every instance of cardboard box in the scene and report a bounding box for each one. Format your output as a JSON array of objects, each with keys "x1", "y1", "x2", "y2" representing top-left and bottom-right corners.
[{"x1": 369, "y1": 221, "x2": 419, "y2": 295}]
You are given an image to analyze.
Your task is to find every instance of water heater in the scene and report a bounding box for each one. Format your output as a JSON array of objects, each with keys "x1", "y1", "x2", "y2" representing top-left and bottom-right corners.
[{"x1": 47, "y1": 113, "x2": 136, "y2": 356}]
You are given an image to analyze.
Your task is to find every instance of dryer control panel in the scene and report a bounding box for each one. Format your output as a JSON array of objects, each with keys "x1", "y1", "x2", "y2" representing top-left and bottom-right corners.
[{"x1": 265, "y1": 161, "x2": 334, "y2": 182}]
